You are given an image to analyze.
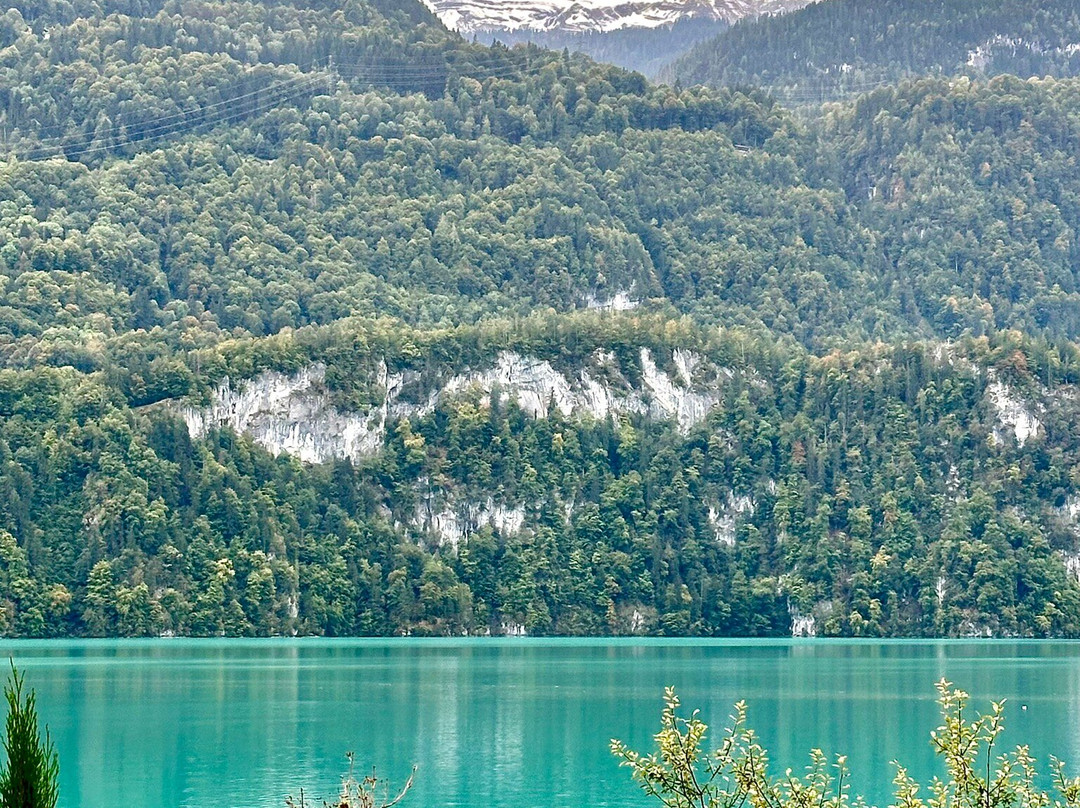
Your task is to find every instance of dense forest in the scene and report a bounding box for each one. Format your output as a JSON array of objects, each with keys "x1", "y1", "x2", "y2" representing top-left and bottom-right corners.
[
  {"x1": 669, "y1": 0, "x2": 1080, "y2": 100},
  {"x1": 6, "y1": 315, "x2": 1080, "y2": 638},
  {"x1": 479, "y1": 18, "x2": 729, "y2": 77},
  {"x1": 4, "y1": 0, "x2": 1080, "y2": 637}
]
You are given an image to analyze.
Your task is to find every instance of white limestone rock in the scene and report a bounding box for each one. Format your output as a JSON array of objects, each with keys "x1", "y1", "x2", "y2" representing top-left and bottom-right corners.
[
  {"x1": 442, "y1": 353, "x2": 581, "y2": 419},
  {"x1": 179, "y1": 347, "x2": 731, "y2": 463},
  {"x1": 790, "y1": 609, "x2": 816, "y2": 637},
  {"x1": 439, "y1": 348, "x2": 721, "y2": 432},
  {"x1": 1063, "y1": 551, "x2": 1080, "y2": 585},
  {"x1": 585, "y1": 291, "x2": 640, "y2": 311},
  {"x1": 987, "y1": 380, "x2": 1041, "y2": 447},
  {"x1": 638, "y1": 348, "x2": 723, "y2": 432},
  {"x1": 415, "y1": 494, "x2": 527, "y2": 549},
  {"x1": 179, "y1": 364, "x2": 390, "y2": 464},
  {"x1": 1063, "y1": 496, "x2": 1080, "y2": 524},
  {"x1": 707, "y1": 493, "x2": 755, "y2": 546}
]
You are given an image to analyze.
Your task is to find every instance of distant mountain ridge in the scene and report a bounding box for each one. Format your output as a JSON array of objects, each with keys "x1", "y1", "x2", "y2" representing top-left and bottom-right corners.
[
  {"x1": 669, "y1": 0, "x2": 1080, "y2": 98},
  {"x1": 423, "y1": 0, "x2": 811, "y2": 34}
]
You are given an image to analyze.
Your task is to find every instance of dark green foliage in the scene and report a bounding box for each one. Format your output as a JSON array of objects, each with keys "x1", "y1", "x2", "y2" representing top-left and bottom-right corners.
[
  {"x1": 670, "y1": 0, "x2": 1080, "y2": 100},
  {"x1": 480, "y1": 19, "x2": 730, "y2": 78},
  {"x1": 0, "y1": 0, "x2": 800, "y2": 377},
  {"x1": 3, "y1": 0, "x2": 1080, "y2": 639},
  {"x1": 0, "y1": 664, "x2": 58, "y2": 808},
  {"x1": 819, "y1": 76, "x2": 1080, "y2": 341},
  {"x1": 1, "y1": 316, "x2": 1079, "y2": 638}
]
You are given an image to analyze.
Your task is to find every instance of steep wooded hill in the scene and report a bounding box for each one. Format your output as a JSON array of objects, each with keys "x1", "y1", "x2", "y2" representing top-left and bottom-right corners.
[
  {"x1": 5, "y1": 0, "x2": 1080, "y2": 638},
  {"x1": 669, "y1": 0, "x2": 1080, "y2": 100}
]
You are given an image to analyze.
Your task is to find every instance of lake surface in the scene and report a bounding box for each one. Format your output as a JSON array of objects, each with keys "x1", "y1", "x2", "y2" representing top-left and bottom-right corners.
[{"x1": 2, "y1": 639, "x2": 1079, "y2": 808}]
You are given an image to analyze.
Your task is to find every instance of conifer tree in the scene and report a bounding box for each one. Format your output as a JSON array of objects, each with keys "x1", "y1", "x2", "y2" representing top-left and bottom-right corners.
[{"x1": 0, "y1": 663, "x2": 59, "y2": 808}]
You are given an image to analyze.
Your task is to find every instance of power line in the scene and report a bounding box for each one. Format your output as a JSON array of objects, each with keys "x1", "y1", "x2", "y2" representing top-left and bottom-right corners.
[
  {"x1": 8, "y1": 57, "x2": 540, "y2": 163},
  {"x1": 21, "y1": 71, "x2": 324, "y2": 155},
  {"x1": 23, "y1": 63, "x2": 321, "y2": 145},
  {"x1": 766, "y1": 78, "x2": 908, "y2": 105},
  {"x1": 20, "y1": 75, "x2": 325, "y2": 161}
]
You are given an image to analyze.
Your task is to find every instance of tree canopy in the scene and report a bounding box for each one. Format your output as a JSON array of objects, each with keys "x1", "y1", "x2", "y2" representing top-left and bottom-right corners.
[{"x1": 3, "y1": 0, "x2": 1080, "y2": 638}]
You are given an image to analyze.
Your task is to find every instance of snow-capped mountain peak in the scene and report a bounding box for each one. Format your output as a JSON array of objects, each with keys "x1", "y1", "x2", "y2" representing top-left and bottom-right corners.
[{"x1": 424, "y1": 0, "x2": 812, "y2": 34}]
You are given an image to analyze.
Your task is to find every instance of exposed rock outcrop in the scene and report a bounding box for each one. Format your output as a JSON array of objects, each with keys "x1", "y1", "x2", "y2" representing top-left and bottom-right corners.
[
  {"x1": 180, "y1": 364, "x2": 388, "y2": 464},
  {"x1": 1063, "y1": 551, "x2": 1080, "y2": 584},
  {"x1": 707, "y1": 493, "x2": 754, "y2": 546},
  {"x1": 415, "y1": 494, "x2": 527, "y2": 549},
  {"x1": 179, "y1": 348, "x2": 730, "y2": 464},
  {"x1": 987, "y1": 380, "x2": 1041, "y2": 447}
]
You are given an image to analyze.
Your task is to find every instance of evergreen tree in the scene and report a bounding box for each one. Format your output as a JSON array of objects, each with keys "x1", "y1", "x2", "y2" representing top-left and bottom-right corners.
[{"x1": 0, "y1": 663, "x2": 59, "y2": 808}]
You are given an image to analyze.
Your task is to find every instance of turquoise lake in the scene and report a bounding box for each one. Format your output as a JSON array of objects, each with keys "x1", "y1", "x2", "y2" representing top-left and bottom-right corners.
[{"x1": 2, "y1": 639, "x2": 1079, "y2": 808}]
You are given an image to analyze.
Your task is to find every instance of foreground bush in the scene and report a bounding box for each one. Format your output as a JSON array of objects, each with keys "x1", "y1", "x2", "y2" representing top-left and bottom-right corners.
[
  {"x1": 0, "y1": 663, "x2": 58, "y2": 808},
  {"x1": 612, "y1": 679, "x2": 1080, "y2": 808},
  {"x1": 286, "y1": 753, "x2": 415, "y2": 808}
]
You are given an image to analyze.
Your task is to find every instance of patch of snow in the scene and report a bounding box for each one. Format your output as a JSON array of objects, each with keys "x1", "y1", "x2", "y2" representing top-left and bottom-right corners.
[{"x1": 422, "y1": 0, "x2": 814, "y2": 34}]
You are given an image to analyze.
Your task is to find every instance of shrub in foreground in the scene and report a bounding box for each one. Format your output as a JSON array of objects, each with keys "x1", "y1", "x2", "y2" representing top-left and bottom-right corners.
[
  {"x1": 287, "y1": 752, "x2": 415, "y2": 808},
  {"x1": 0, "y1": 663, "x2": 59, "y2": 808},
  {"x1": 612, "y1": 679, "x2": 1080, "y2": 808}
]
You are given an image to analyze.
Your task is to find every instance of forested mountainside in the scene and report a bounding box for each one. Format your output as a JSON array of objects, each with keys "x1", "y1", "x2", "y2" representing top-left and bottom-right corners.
[
  {"x1": 669, "y1": 0, "x2": 1080, "y2": 99},
  {"x1": 5, "y1": 0, "x2": 1080, "y2": 637},
  {"x1": 6, "y1": 315, "x2": 1080, "y2": 638},
  {"x1": 478, "y1": 19, "x2": 729, "y2": 77}
]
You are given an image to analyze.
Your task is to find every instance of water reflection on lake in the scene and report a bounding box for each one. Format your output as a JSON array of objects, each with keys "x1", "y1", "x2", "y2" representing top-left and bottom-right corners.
[{"x1": 2, "y1": 639, "x2": 1079, "y2": 808}]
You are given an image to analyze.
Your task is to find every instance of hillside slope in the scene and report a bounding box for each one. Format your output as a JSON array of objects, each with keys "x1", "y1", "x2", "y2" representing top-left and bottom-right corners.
[
  {"x1": 669, "y1": 0, "x2": 1080, "y2": 99},
  {"x1": 5, "y1": 0, "x2": 1080, "y2": 638},
  {"x1": 7, "y1": 315, "x2": 1080, "y2": 638},
  {"x1": 475, "y1": 19, "x2": 729, "y2": 77}
]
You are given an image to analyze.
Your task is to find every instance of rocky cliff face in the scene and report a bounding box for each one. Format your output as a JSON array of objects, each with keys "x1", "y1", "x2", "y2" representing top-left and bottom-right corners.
[
  {"x1": 414, "y1": 489, "x2": 528, "y2": 549},
  {"x1": 707, "y1": 492, "x2": 754, "y2": 546},
  {"x1": 179, "y1": 347, "x2": 729, "y2": 464},
  {"x1": 987, "y1": 379, "x2": 1042, "y2": 447},
  {"x1": 180, "y1": 364, "x2": 388, "y2": 464},
  {"x1": 1065, "y1": 551, "x2": 1080, "y2": 585}
]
